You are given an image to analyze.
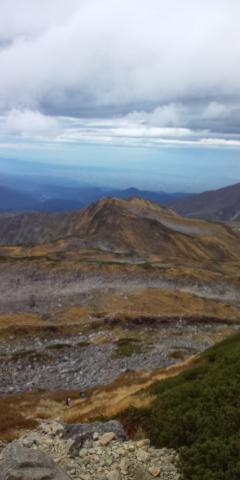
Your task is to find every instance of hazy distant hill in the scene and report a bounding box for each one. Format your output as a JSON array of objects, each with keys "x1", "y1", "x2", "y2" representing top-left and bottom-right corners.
[
  {"x1": 0, "y1": 179, "x2": 188, "y2": 212},
  {"x1": 108, "y1": 187, "x2": 189, "y2": 204},
  {"x1": 0, "y1": 185, "x2": 36, "y2": 211},
  {"x1": 31, "y1": 198, "x2": 85, "y2": 212},
  {"x1": 170, "y1": 183, "x2": 240, "y2": 221},
  {"x1": 0, "y1": 196, "x2": 239, "y2": 261}
]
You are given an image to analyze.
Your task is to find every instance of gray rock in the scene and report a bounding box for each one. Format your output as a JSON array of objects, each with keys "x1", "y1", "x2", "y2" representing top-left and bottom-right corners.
[
  {"x1": 63, "y1": 420, "x2": 126, "y2": 441},
  {"x1": 0, "y1": 442, "x2": 71, "y2": 480},
  {"x1": 64, "y1": 420, "x2": 126, "y2": 457},
  {"x1": 107, "y1": 470, "x2": 121, "y2": 480},
  {"x1": 120, "y1": 457, "x2": 130, "y2": 474},
  {"x1": 136, "y1": 449, "x2": 150, "y2": 462},
  {"x1": 149, "y1": 465, "x2": 161, "y2": 477},
  {"x1": 99, "y1": 432, "x2": 116, "y2": 446}
]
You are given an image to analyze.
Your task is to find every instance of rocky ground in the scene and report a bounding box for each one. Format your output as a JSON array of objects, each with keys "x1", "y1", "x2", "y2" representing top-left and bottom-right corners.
[
  {"x1": 1, "y1": 201, "x2": 240, "y2": 478},
  {"x1": 1, "y1": 249, "x2": 240, "y2": 445},
  {"x1": 0, "y1": 261, "x2": 240, "y2": 314},
  {"x1": 1, "y1": 248, "x2": 240, "y2": 395},
  {"x1": 1, "y1": 320, "x2": 237, "y2": 394},
  {"x1": 0, "y1": 420, "x2": 179, "y2": 480}
]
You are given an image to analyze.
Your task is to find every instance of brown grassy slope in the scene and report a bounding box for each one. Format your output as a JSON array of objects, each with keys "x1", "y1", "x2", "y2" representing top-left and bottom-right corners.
[
  {"x1": 0, "y1": 390, "x2": 80, "y2": 441},
  {"x1": 86, "y1": 288, "x2": 240, "y2": 321},
  {"x1": 0, "y1": 197, "x2": 239, "y2": 262},
  {"x1": 0, "y1": 308, "x2": 89, "y2": 338},
  {"x1": 66, "y1": 197, "x2": 240, "y2": 260},
  {"x1": 0, "y1": 357, "x2": 200, "y2": 441},
  {"x1": 64, "y1": 356, "x2": 202, "y2": 424},
  {"x1": 1, "y1": 243, "x2": 240, "y2": 287},
  {"x1": 170, "y1": 182, "x2": 240, "y2": 221},
  {"x1": 0, "y1": 288, "x2": 238, "y2": 339}
]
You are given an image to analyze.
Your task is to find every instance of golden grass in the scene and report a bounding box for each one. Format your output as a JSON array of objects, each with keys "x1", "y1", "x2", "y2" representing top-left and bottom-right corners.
[
  {"x1": 0, "y1": 390, "x2": 80, "y2": 441},
  {"x1": 0, "y1": 307, "x2": 91, "y2": 338},
  {"x1": 86, "y1": 288, "x2": 240, "y2": 322},
  {"x1": 1, "y1": 286, "x2": 238, "y2": 340},
  {"x1": 0, "y1": 313, "x2": 54, "y2": 338},
  {"x1": 1, "y1": 237, "x2": 240, "y2": 277},
  {"x1": 62, "y1": 356, "x2": 201, "y2": 423},
  {"x1": 0, "y1": 356, "x2": 200, "y2": 441}
]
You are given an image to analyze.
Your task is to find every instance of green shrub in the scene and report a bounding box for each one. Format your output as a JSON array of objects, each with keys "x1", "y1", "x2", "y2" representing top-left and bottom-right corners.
[
  {"x1": 113, "y1": 337, "x2": 143, "y2": 358},
  {"x1": 121, "y1": 333, "x2": 240, "y2": 479},
  {"x1": 180, "y1": 437, "x2": 240, "y2": 480}
]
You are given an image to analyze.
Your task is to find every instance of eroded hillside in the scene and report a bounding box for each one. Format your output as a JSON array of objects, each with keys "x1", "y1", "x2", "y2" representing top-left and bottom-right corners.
[{"x1": 0, "y1": 197, "x2": 239, "y2": 261}]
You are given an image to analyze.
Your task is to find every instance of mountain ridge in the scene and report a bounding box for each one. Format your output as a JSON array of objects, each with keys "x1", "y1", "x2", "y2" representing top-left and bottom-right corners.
[
  {"x1": 0, "y1": 180, "x2": 189, "y2": 213},
  {"x1": 0, "y1": 196, "x2": 239, "y2": 262},
  {"x1": 170, "y1": 182, "x2": 240, "y2": 221}
]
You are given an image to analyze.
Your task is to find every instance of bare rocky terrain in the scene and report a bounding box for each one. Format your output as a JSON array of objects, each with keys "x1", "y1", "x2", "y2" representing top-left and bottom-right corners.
[
  {"x1": 0, "y1": 420, "x2": 180, "y2": 480},
  {"x1": 0, "y1": 261, "x2": 240, "y2": 314},
  {"x1": 2, "y1": 319, "x2": 237, "y2": 394},
  {"x1": 0, "y1": 254, "x2": 240, "y2": 395}
]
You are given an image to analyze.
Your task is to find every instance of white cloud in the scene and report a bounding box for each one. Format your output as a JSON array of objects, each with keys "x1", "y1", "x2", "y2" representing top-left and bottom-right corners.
[
  {"x1": 1, "y1": 109, "x2": 60, "y2": 137},
  {"x1": 0, "y1": 1, "x2": 240, "y2": 147},
  {"x1": 0, "y1": 0, "x2": 81, "y2": 44},
  {"x1": 202, "y1": 102, "x2": 229, "y2": 119},
  {"x1": 0, "y1": 1, "x2": 240, "y2": 112},
  {"x1": 1, "y1": 106, "x2": 240, "y2": 148}
]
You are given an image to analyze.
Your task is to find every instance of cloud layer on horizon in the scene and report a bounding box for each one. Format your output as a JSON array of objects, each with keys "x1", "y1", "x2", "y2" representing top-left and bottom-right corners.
[{"x1": 0, "y1": 0, "x2": 240, "y2": 148}]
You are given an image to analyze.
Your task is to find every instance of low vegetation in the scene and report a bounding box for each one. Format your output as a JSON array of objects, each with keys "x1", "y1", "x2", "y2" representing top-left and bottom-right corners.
[
  {"x1": 0, "y1": 357, "x2": 195, "y2": 441},
  {"x1": 10, "y1": 350, "x2": 53, "y2": 363},
  {"x1": 120, "y1": 333, "x2": 240, "y2": 480},
  {"x1": 0, "y1": 390, "x2": 80, "y2": 441},
  {"x1": 113, "y1": 337, "x2": 143, "y2": 358},
  {"x1": 0, "y1": 396, "x2": 38, "y2": 442}
]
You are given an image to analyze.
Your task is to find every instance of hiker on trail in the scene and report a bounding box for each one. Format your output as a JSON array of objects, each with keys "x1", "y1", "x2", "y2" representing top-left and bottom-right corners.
[
  {"x1": 79, "y1": 390, "x2": 85, "y2": 399},
  {"x1": 65, "y1": 397, "x2": 72, "y2": 407}
]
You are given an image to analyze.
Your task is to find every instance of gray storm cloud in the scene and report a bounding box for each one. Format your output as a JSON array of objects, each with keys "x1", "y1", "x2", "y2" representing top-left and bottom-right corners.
[{"x1": 0, "y1": 0, "x2": 239, "y2": 146}]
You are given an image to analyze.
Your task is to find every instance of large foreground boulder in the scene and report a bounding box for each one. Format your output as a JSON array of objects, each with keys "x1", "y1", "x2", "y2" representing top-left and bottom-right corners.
[
  {"x1": 62, "y1": 420, "x2": 126, "y2": 457},
  {"x1": 63, "y1": 420, "x2": 126, "y2": 442},
  {"x1": 0, "y1": 442, "x2": 71, "y2": 480}
]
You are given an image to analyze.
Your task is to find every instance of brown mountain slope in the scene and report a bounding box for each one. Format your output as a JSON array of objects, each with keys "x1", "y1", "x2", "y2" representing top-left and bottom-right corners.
[
  {"x1": 170, "y1": 182, "x2": 240, "y2": 221},
  {"x1": 0, "y1": 197, "x2": 239, "y2": 261}
]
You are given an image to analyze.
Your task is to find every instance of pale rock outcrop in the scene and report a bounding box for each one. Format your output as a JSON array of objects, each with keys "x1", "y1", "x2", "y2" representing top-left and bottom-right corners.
[{"x1": 0, "y1": 442, "x2": 71, "y2": 480}]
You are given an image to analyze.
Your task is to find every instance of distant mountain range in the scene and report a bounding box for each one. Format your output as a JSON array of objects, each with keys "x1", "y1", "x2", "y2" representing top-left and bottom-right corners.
[
  {"x1": 0, "y1": 181, "x2": 188, "y2": 213},
  {"x1": 1, "y1": 171, "x2": 240, "y2": 224},
  {"x1": 170, "y1": 182, "x2": 240, "y2": 222},
  {"x1": 0, "y1": 185, "x2": 37, "y2": 211}
]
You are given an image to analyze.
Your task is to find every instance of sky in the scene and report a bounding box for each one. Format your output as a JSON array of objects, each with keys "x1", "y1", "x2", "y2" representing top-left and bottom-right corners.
[{"x1": 0, "y1": 0, "x2": 240, "y2": 192}]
